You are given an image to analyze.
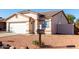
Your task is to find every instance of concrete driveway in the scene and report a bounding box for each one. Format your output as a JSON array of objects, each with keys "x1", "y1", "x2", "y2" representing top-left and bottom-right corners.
[{"x1": 0, "y1": 31, "x2": 18, "y2": 37}]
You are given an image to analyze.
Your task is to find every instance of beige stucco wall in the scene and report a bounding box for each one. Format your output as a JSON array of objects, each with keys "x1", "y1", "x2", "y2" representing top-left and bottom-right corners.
[
  {"x1": 24, "y1": 13, "x2": 38, "y2": 34},
  {"x1": 6, "y1": 22, "x2": 9, "y2": 32},
  {"x1": 6, "y1": 14, "x2": 29, "y2": 22},
  {"x1": 51, "y1": 12, "x2": 68, "y2": 34},
  {"x1": 24, "y1": 13, "x2": 38, "y2": 19}
]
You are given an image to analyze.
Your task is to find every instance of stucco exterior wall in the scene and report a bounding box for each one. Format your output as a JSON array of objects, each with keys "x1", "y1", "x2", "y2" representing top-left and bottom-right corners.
[
  {"x1": 6, "y1": 14, "x2": 29, "y2": 22},
  {"x1": 51, "y1": 13, "x2": 68, "y2": 24},
  {"x1": 24, "y1": 13, "x2": 38, "y2": 19},
  {"x1": 6, "y1": 22, "x2": 9, "y2": 32},
  {"x1": 51, "y1": 12, "x2": 68, "y2": 34},
  {"x1": 57, "y1": 24, "x2": 74, "y2": 34},
  {"x1": 24, "y1": 13, "x2": 38, "y2": 34}
]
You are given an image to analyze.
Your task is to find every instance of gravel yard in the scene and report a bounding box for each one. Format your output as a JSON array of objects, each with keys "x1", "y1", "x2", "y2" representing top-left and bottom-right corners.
[{"x1": 0, "y1": 34, "x2": 79, "y2": 49}]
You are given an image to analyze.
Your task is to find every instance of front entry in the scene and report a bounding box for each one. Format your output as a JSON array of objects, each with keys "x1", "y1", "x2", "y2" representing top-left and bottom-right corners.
[{"x1": 29, "y1": 18, "x2": 35, "y2": 34}]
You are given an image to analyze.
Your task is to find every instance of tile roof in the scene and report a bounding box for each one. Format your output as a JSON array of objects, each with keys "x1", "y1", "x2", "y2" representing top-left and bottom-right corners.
[
  {"x1": 6, "y1": 10, "x2": 64, "y2": 21},
  {"x1": 39, "y1": 10, "x2": 62, "y2": 18},
  {"x1": 18, "y1": 10, "x2": 38, "y2": 14},
  {"x1": 19, "y1": 10, "x2": 63, "y2": 19}
]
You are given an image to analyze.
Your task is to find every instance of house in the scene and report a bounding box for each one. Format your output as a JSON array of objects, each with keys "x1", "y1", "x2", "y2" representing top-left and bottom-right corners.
[
  {"x1": 6, "y1": 10, "x2": 74, "y2": 34},
  {"x1": 0, "y1": 17, "x2": 6, "y2": 31}
]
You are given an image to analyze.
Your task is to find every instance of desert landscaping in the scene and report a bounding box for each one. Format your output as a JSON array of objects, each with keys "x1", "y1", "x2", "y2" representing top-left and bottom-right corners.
[{"x1": 0, "y1": 33, "x2": 79, "y2": 49}]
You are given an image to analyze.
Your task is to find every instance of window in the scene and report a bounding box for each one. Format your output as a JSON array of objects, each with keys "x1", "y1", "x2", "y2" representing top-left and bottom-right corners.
[{"x1": 42, "y1": 21, "x2": 49, "y2": 28}]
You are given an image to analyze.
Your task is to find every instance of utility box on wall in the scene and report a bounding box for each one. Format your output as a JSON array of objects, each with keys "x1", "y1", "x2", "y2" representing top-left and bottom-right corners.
[{"x1": 57, "y1": 24, "x2": 74, "y2": 35}]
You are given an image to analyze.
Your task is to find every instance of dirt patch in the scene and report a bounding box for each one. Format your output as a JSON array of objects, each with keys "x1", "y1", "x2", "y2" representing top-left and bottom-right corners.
[{"x1": 0, "y1": 34, "x2": 79, "y2": 49}]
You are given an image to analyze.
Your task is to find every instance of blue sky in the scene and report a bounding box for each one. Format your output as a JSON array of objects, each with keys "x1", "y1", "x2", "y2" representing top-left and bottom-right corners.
[{"x1": 0, "y1": 9, "x2": 79, "y2": 21}]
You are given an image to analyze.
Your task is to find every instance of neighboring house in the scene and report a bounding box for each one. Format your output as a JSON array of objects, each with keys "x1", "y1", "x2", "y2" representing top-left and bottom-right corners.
[
  {"x1": 0, "y1": 18, "x2": 6, "y2": 31},
  {"x1": 6, "y1": 10, "x2": 74, "y2": 34}
]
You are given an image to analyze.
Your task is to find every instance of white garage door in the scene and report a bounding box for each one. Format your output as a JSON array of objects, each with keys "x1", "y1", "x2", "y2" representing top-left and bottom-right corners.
[{"x1": 9, "y1": 22, "x2": 29, "y2": 34}]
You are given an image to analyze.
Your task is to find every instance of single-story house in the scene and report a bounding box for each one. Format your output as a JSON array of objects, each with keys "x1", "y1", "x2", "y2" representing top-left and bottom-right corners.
[{"x1": 6, "y1": 10, "x2": 74, "y2": 34}]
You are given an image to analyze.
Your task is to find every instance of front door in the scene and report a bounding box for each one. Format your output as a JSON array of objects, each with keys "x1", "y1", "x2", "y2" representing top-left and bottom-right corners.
[{"x1": 29, "y1": 18, "x2": 35, "y2": 34}]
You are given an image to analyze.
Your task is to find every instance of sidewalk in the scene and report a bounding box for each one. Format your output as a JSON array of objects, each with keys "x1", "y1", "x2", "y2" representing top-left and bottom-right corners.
[{"x1": 0, "y1": 31, "x2": 18, "y2": 37}]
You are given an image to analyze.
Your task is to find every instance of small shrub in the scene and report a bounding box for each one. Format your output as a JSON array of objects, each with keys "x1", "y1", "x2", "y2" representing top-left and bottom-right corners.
[
  {"x1": 32, "y1": 40, "x2": 44, "y2": 46},
  {"x1": 32, "y1": 40, "x2": 39, "y2": 46}
]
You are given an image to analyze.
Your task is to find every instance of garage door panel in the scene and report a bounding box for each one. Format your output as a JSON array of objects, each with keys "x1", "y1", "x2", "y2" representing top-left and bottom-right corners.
[{"x1": 10, "y1": 22, "x2": 29, "y2": 34}]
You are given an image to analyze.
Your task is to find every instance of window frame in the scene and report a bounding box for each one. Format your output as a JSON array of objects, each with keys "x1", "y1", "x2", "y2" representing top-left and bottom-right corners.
[{"x1": 42, "y1": 20, "x2": 49, "y2": 28}]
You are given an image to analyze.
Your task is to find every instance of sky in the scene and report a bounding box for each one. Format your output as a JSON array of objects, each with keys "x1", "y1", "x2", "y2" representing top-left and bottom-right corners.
[{"x1": 0, "y1": 9, "x2": 79, "y2": 21}]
